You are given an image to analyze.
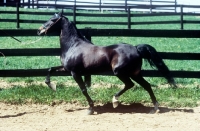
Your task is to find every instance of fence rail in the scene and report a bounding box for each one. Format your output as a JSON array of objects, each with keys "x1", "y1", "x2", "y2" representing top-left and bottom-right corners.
[
  {"x1": 1, "y1": 29, "x2": 200, "y2": 38},
  {"x1": 0, "y1": 48, "x2": 199, "y2": 60},
  {"x1": 0, "y1": 69, "x2": 199, "y2": 78}
]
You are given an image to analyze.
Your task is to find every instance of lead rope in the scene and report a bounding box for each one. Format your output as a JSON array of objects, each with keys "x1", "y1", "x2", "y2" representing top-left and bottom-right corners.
[
  {"x1": 0, "y1": 33, "x2": 45, "y2": 69},
  {"x1": 0, "y1": 29, "x2": 44, "y2": 44},
  {"x1": 0, "y1": 35, "x2": 44, "y2": 67},
  {"x1": 0, "y1": 52, "x2": 7, "y2": 66},
  {"x1": 0, "y1": 29, "x2": 21, "y2": 43},
  {"x1": 21, "y1": 35, "x2": 44, "y2": 45}
]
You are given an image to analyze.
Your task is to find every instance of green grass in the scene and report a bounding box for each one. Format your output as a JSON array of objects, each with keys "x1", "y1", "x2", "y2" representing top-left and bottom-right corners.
[
  {"x1": 0, "y1": 7, "x2": 199, "y2": 107},
  {"x1": 0, "y1": 83, "x2": 199, "y2": 108}
]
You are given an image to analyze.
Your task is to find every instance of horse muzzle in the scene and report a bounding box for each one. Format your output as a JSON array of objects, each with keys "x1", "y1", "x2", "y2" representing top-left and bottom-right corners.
[{"x1": 37, "y1": 27, "x2": 46, "y2": 35}]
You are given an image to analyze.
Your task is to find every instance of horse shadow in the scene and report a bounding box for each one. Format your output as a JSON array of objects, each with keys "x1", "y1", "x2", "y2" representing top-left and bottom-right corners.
[
  {"x1": 0, "y1": 103, "x2": 194, "y2": 118},
  {"x1": 90, "y1": 103, "x2": 194, "y2": 114}
]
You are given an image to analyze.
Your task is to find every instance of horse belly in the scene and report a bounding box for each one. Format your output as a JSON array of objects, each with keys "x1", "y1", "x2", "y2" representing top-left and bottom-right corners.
[
  {"x1": 61, "y1": 55, "x2": 83, "y2": 72},
  {"x1": 83, "y1": 56, "x2": 111, "y2": 73}
]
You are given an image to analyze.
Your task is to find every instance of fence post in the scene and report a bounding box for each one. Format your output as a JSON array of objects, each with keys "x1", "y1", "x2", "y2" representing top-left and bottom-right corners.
[
  {"x1": 125, "y1": 0, "x2": 127, "y2": 12},
  {"x1": 28, "y1": 0, "x2": 30, "y2": 8},
  {"x1": 32, "y1": 0, "x2": 34, "y2": 9},
  {"x1": 175, "y1": 0, "x2": 177, "y2": 13},
  {"x1": 85, "y1": 27, "x2": 92, "y2": 42},
  {"x1": 180, "y1": 5, "x2": 183, "y2": 30},
  {"x1": 127, "y1": 6, "x2": 131, "y2": 29},
  {"x1": 22, "y1": 0, "x2": 24, "y2": 8},
  {"x1": 55, "y1": 0, "x2": 57, "y2": 9},
  {"x1": 99, "y1": 0, "x2": 101, "y2": 12},
  {"x1": 16, "y1": 2, "x2": 20, "y2": 28},
  {"x1": 150, "y1": 0, "x2": 152, "y2": 13},
  {"x1": 73, "y1": 5, "x2": 76, "y2": 24},
  {"x1": 36, "y1": 0, "x2": 38, "y2": 9}
]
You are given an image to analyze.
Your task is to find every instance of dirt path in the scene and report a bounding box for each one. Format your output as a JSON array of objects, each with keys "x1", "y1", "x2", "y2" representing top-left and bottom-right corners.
[{"x1": 0, "y1": 102, "x2": 200, "y2": 131}]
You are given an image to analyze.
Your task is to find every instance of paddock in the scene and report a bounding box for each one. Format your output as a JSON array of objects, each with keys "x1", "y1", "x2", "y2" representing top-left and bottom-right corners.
[
  {"x1": 0, "y1": 102, "x2": 200, "y2": 130},
  {"x1": 0, "y1": 3, "x2": 200, "y2": 130}
]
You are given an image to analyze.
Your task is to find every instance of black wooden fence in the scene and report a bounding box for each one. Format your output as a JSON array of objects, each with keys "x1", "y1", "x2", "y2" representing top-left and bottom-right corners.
[
  {"x1": 0, "y1": 4, "x2": 200, "y2": 78},
  {"x1": 0, "y1": 29, "x2": 200, "y2": 78}
]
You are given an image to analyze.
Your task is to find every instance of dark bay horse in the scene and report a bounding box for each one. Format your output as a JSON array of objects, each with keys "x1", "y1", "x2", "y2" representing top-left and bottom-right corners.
[{"x1": 37, "y1": 10, "x2": 176, "y2": 115}]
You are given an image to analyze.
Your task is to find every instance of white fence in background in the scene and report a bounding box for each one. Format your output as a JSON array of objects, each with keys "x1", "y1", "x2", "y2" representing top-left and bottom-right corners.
[{"x1": 18, "y1": 0, "x2": 200, "y2": 13}]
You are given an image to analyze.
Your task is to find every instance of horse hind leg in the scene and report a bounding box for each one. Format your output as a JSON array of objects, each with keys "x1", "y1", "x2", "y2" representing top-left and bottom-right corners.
[
  {"x1": 113, "y1": 75, "x2": 134, "y2": 108},
  {"x1": 84, "y1": 75, "x2": 91, "y2": 87},
  {"x1": 131, "y1": 74, "x2": 160, "y2": 114}
]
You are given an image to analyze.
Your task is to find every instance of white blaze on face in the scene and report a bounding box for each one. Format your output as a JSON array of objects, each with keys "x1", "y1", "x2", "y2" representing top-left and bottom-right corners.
[
  {"x1": 38, "y1": 27, "x2": 46, "y2": 35},
  {"x1": 38, "y1": 26, "x2": 47, "y2": 35}
]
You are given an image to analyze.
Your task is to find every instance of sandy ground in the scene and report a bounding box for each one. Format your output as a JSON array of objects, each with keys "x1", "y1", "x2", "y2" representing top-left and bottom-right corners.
[{"x1": 0, "y1": 102, "x2": 200, "y2": 131}]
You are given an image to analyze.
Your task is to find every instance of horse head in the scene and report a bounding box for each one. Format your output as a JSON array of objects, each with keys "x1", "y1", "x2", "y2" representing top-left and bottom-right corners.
[{"x1": 37, "y1": 10, "x2": 63, "y2": 35}]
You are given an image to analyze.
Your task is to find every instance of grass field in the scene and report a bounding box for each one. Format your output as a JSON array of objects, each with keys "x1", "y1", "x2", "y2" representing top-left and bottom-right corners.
[{"x1": 0, "y1": 7, "x2": 199, "y2": 107}]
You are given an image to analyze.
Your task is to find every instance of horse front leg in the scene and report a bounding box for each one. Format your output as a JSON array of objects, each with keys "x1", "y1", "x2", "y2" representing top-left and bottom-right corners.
[
  {"x1": 71, "y1": 71, "x2": 94, "y2": 115},
  {"x1": 45, "y1": 66, "x2": 64, "y2": 91}
]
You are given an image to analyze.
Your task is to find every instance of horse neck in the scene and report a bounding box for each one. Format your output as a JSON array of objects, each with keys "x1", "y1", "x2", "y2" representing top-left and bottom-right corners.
[{"x1": 59, "y1": 18, "x2": 83, "y2": 49}]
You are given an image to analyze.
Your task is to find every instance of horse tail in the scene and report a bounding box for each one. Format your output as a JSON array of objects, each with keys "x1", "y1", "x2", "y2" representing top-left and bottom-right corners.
[{"x1": 136, "y1": 44, "x2": 176, "y2": 87}]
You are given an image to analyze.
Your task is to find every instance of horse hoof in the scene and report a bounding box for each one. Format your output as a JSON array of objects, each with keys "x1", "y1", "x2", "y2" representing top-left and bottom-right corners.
[
  {"x1": 149, "y1": 108, "x2": 160, "y2": 114},
  {"x1": 85, "y1": 83, "x2": 91, "y2": 88},
  {"x1": 49, "y1": 83, "x2": 56, "y2": 91},
  {"x1": 113, "y1": 101, "x2": 119, "y2": 108},
  {"x1": 87, "y1": 108, "x2": 94, "y2": 115},
  {"x1": 112, "y1": 96, "x2": 119, "y2": 108}
]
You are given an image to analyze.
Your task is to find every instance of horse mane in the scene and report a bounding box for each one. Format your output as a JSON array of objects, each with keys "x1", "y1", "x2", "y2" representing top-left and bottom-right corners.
[{"x1": 64, "y1": 16, "x2": 93, "y2": 44}]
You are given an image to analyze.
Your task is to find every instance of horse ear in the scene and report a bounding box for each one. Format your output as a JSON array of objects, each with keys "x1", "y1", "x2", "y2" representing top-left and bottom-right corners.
[
  {"x1": 60, "y1": 9, "x2": 64, "y2": 16},
  {"x1": 58, "y1": 9, "x2": 63, "y2": 17}
]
